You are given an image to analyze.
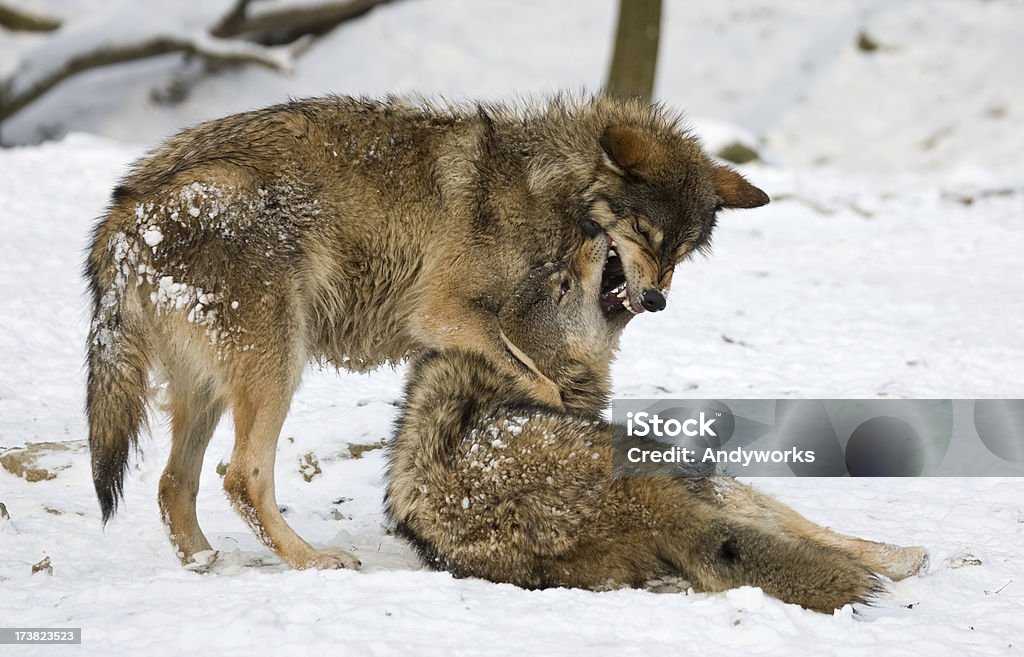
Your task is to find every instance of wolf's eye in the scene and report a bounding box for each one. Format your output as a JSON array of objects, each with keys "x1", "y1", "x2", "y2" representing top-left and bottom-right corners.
[
  {"x1": 580, "y1": 218, "x2": 602, "y2": 238},
  {"x1": 633, "y1": 219, "x2": 651, "y2": 242},
  {"x1": 559, "y1": 277, "x2": 571, "y2": 301}
]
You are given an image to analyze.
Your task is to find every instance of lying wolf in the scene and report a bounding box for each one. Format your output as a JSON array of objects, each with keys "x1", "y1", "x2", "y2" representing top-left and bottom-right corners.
[
  {"x1": 386, "y1": 232, "x2": 928, "y2": 613},
  {"x1": 85, "y1": 94, "x2": 769, "y2": 569}
]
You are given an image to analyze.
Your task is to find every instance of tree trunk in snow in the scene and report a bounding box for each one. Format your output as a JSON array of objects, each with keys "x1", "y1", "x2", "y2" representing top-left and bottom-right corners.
[{"x1": 605, "y1": 0, "x2": 662, "y2": 102}]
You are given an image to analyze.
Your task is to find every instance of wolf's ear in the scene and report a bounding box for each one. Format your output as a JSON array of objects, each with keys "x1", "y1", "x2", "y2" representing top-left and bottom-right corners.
[
  {"x1": 600, "y1": 125, "x2": 665, "y2": 177},
  {"x1": 715, "y1": 166, "x2": 770, "y2": 209}
]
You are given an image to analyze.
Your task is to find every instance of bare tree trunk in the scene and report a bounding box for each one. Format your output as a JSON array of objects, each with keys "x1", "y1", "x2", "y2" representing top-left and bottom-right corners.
[{"x1": 605, "y1": 0, "x2": 662, "y2": 102}]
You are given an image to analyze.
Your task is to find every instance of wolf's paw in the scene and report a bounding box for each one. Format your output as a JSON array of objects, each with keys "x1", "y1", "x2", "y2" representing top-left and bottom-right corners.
[
  {"x1": 879, "y1": 545, "x2": 929, "y2": 581},
  {"x1": 183, "y1": 549, "x2": 220, "y2": 573},
  {"x1": 802, "y1": 563, "x2": 883, "y2": 613},
  {"x1": 297, "y1": 547, "x2": 361, "y2": 570}
]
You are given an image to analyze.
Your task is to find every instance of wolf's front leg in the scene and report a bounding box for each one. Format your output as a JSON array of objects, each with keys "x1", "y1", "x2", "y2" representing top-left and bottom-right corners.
[{"x1": 410, "y1": 294, "x2": 563, "y2": 408}]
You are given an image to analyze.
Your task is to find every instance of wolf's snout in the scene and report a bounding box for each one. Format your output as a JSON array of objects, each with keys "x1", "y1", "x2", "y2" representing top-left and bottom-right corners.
[
  {"x1": 640, "y1": 289, "x2": 666, "y2": 312},
  {"x1": 580, "y1": 219, "x2": 602, "y2": 238}
]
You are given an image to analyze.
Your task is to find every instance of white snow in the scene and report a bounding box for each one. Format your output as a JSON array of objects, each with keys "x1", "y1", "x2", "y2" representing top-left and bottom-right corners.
[
  {"x1": 141, "y1": 227, "x2": 163, "y2": 247},
  {"x1": 1, "y1": 1, "x2": 1023, "y2": 656}
]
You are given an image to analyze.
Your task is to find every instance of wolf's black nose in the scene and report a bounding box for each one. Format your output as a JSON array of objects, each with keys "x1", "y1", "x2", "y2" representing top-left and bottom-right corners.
[
  {"x1": 580, "y1": 219, "x2": 602, "y2": 238},
  {"x1": 640, "y1": 289, "x2": 666, "y2": 312}
]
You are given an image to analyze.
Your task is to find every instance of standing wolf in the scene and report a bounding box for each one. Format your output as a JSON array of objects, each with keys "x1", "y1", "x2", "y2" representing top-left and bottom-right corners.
[
  {"x1": 85, "y1": 94, "x2": 769, "y2": 569},
  {"x1": 386, "y1": 233, "x2": 928, "y2": 613}
]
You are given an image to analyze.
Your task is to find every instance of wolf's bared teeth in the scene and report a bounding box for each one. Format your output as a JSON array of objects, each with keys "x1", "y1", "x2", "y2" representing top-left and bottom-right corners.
[
  {"x1": 608, "y1": 248, "x2": 617, "y2": 257},
  {"x1": 616, "y1": 287, "x2": 628, "y2": 299}
]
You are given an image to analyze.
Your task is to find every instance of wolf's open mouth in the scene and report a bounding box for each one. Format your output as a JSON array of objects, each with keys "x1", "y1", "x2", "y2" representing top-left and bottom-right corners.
[{"x1": 599, "y1": 234, "x2": 641, "y2": 315}]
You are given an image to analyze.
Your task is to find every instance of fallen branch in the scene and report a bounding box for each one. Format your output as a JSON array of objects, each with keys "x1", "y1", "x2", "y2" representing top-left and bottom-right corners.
[
  {"x1": 0, "y1": 3, "x2": 61, "y2": 32},
  {"x1": 212, "y1": 0, "x2": 257, "y2": 37},
  {"x1": 1, "y1": 0, "x2": 392, "y2": 125},
  {"x1": 1, "y1": 33, "x2": 307, "y2": 122},
  {"x1": 213, "y1": 0, "x2": 391, "y2": 41}
]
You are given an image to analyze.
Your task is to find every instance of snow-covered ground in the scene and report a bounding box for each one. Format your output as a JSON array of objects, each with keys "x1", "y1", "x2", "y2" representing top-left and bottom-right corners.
[{"x1": 2, "y1": 1, "x2": 1023, "y2": 655}]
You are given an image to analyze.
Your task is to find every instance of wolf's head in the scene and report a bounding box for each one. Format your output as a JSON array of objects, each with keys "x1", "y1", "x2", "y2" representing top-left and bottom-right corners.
[
  {"x1": 498, "y1": 231, "x2": 624, "y2": 414},
  {"x1": 577, "y1": 119, "x2": 769, "y2": 321}
]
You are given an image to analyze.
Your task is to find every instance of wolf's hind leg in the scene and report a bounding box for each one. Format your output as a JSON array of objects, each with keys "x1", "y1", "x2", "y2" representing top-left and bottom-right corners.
[
  {"x1": 223, "y1": 372, "x2": 360, "y2": 570},
  {"x1": 707, "y1": 478, "x2": 928, "y2": 580},
  {"x1": 159, "y1": 377, "x2": 225, "y2": 565},
  {"x1": 659, "y1": 513, "x2": 880, "y2": 613}
]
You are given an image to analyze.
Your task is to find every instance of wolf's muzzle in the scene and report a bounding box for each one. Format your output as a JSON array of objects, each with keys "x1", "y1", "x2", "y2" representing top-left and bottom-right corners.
[{"x1": 640, "y1": 289, "x2": 666, "y2": 312}]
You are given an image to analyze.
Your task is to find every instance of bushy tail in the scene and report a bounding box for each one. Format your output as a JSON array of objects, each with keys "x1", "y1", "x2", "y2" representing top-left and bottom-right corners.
[{"x1": 85, "y1": 243, "x2": 150, "y2": 524}]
